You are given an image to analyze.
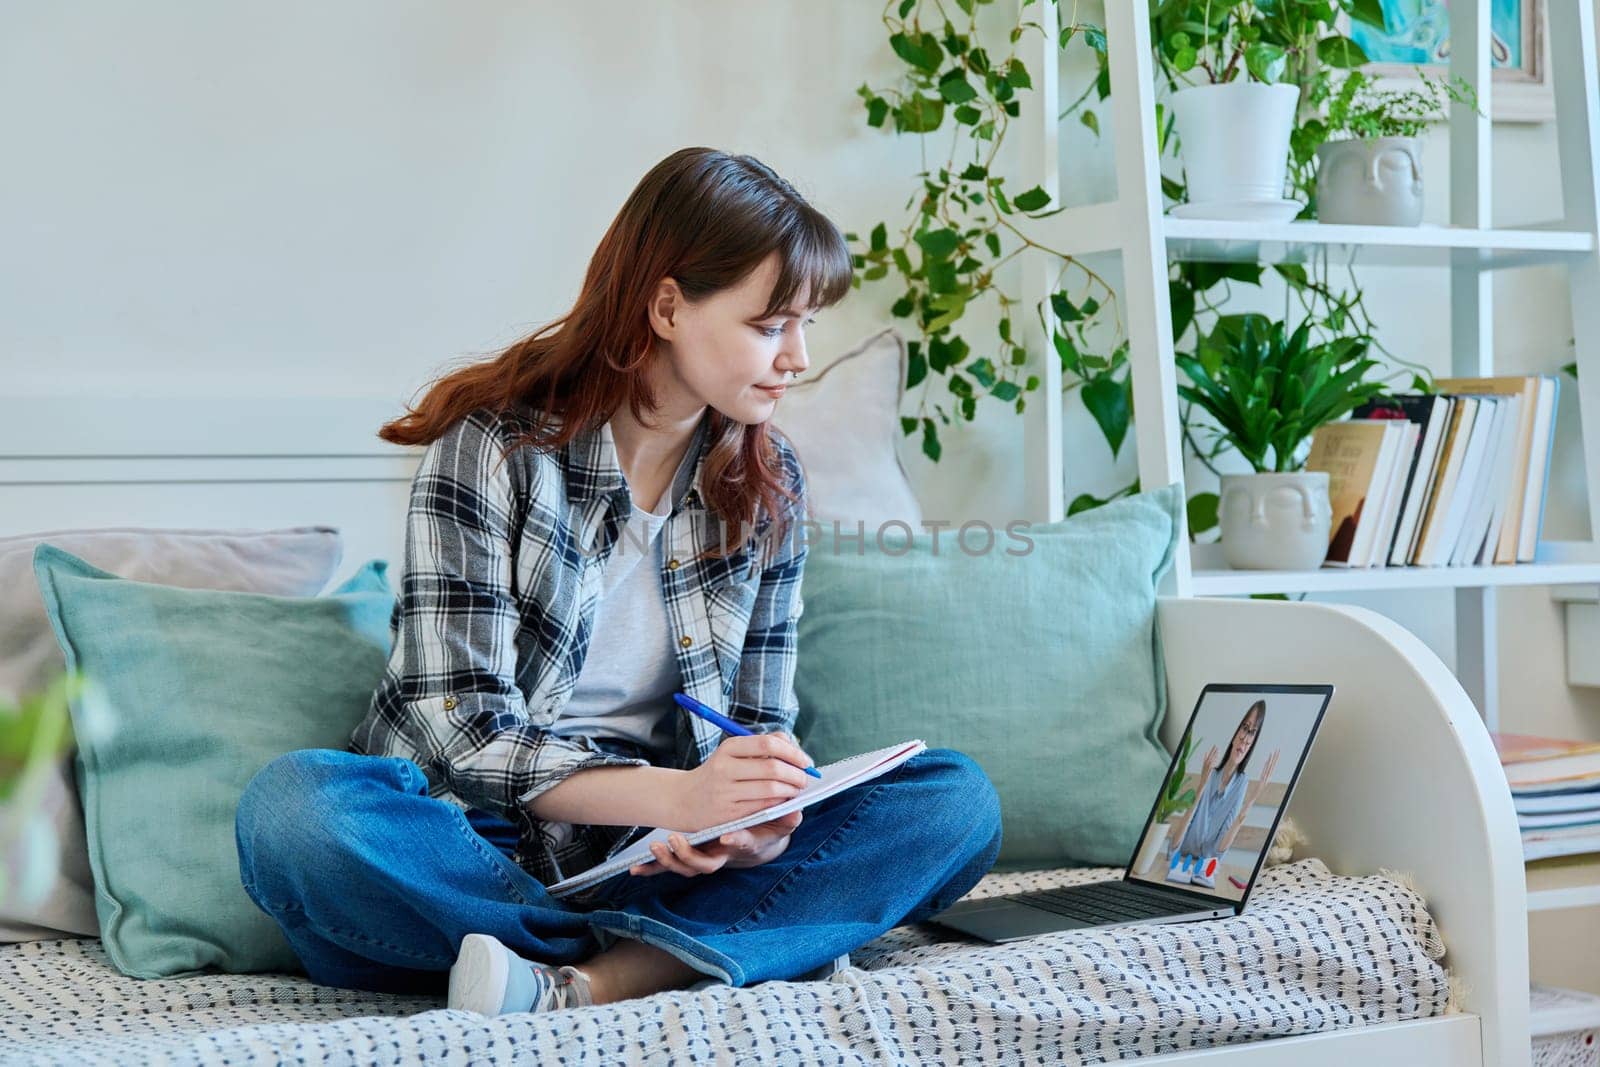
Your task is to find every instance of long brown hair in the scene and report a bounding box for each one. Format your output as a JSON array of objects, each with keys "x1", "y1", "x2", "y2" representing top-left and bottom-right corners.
[{"x1": 378, "y1": 146, "x2": 852, "y2": 563}]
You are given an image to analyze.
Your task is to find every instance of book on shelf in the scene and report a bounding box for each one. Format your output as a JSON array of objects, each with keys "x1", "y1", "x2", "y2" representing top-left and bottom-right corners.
[
  {"x1": 1351, "y1": 395, "x2": 1452, "y2": 567},
  {"x1": 1494, "y1": 732, "x2": 1600, "y2": 791},
  {"x1": 1435, "y1": 376, "x2": 1541, "y2": 564},
  {"x1": 1450, "y1": 392, "x2": 1518, "y2": 566},
  {"x1": 1325, "y1": 376, "x2": 1560, "y2": 569},
  {"x1": 1519, "y1": 376, "x2": 1561, "y2": 562},
  {"x1": 1421, "y1": 395, "x2": 1497, "y2": 566},
  {"x1": 1524, "y1": 826, "x2": 1600, "y2": 863},
  {"x1": 1306, "y1": 419, "x2": 1406, "y2": 568}
]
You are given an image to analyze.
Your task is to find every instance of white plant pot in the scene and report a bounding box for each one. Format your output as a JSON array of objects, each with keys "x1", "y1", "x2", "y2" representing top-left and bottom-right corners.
[
  {"x1": 1171, "y1": 82, "x2": 1301, "y2": 207},
  {"x1": 1315, "y1": 136, "x2": 1425, "y2": 226},
  {"x1": 1219, "y1": 471, "x2": 1333, "y2": 571},
  {"x1": 1136, "y1": 821, "x2": 1172, "y2": 876}
]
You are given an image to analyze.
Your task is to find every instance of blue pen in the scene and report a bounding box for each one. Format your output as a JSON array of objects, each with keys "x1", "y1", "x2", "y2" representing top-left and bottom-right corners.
[{"x1": 673, "y1": 692, "x2": 822, "y2": 778}]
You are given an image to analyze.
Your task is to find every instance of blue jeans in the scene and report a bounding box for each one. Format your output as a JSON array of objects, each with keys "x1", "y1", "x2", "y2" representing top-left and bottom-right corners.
[{"x1": 234, "y1": 746, "x2": 1003, "y2": 994}]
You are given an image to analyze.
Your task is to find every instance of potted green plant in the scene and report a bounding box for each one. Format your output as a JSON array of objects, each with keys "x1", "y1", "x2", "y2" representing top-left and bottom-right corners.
[
  {"x1": 1, "y1": 671, "x2": 85, "y2": 908},
  {"x1": 1177, "y1": 313, "x2": 1386, "y2": 570},
  {"x1": 1135, "y1": 729, "x2": 1199, "y2": 875},
  {"x1": 1311, "y1": 68, "x2": 1483, "y2": 226},
  {"x1": 1155, "y1": 0, "x2": 1376, "y2": 221}
]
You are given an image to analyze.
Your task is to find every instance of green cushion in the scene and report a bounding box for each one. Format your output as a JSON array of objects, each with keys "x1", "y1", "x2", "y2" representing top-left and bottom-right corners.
[
  {"x1": 32, "y1": 543, "x2": 394, "y2": 978},
  {"x1": 793, "y1": 483, "x2": 1182, "y2": 870}
]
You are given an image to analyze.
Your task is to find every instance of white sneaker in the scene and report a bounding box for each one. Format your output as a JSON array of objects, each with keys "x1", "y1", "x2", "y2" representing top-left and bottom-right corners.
[{"x1": 448, "y1": 933, "x2": 594, "y2": 1016}]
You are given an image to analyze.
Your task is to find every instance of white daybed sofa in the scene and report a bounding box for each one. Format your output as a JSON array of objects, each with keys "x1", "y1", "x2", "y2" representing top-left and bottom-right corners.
[
  {"x1": 0, "y1": 595, "x2": 1529, "y2": 1066},
  {"x1": 0, "y1": 396, "x2": 1529, "y2": 1064}
]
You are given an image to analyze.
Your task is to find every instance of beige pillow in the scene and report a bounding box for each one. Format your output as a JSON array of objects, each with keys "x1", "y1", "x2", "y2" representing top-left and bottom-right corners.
[
  {"x1": 771, "y1": 327, "x2": 922, "y2": 532},
  {"x1": 0, "y1": 526, "x2": 343, "y2": 942}
]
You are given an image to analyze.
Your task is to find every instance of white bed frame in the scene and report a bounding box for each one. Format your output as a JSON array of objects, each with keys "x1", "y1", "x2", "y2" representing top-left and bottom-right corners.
[{"x1": 0, "y1": 397, "x2": 1530, "y2": 1065}]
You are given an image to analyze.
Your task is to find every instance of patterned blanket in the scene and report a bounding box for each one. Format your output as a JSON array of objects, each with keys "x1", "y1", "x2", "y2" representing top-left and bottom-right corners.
[{"x1": 0, "y1": 859, "x2": 1452, "y2": 1065}]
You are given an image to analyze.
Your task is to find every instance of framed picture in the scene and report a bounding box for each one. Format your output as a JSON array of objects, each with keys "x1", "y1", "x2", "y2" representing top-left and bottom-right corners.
[{"x1": 1341, "y1": 0, "x2": 1552, "y2": 123}]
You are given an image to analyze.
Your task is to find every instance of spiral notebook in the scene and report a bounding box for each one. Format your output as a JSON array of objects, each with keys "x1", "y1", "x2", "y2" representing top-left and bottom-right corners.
[{"x1": 546, "y1": 738, "x2": 927, "y2": 898}]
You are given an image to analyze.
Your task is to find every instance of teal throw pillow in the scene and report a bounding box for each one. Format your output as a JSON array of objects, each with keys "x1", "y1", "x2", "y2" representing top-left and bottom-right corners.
[
  {"x1": 32, "y1": 543, "x2": 394, "y2": 978},
  {"x1": 793, "y1": 483, "x2": 1182, "y2": 870}
]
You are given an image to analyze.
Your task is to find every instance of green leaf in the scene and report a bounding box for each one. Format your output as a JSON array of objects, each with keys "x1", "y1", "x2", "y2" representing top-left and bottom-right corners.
[
  {"x1": 1050, "y1": 292, "x2": 1082, "y2": 322},
  {"x1": 921, "y1": 418, "x2": 942, "y2": 462},
  {"x1": 1004, "y1": 59, "x2": 1031, "y2": 89},
  {"x1": 991, "y1": 380, "x2": 1020, "y2": 401},
  {"x1": 1347, "y1": 0, "x2": 1386, "y2": 29},
  {"x1": 1012, "y1": 186, "x2": 1052, "y2": 212},
  {"x1": 1080, "y1": 110, "x2": 1100, "y2": 137},
  {"x1": 1068, "y1": 492, "x2": 1104, "y2": 517},
  {"x1": 915, "y1": 227, "x2": 960, "y2": 260},
  {"x1": 953, "y1": 104, "x2": 982, "y2": 126},
  {"x1": 1082, "y1": 374, "x2": 1130, "y2": 456},
  {"x1": 984, "y1": 231, "x2": 1001, "y2": 257},
  {"x1": 1244, "y1": 42, "x2": 1287, "y2": 83},
  {"x1": 1170, "y1": 280, "x2": 1195, "y2": 343},
  {"x1": 1187, "y1": 491, "x2": 1220, "y2": 535},
  {"x1": 959, "y1": 163, "x2": 988, "y2": 181},
  {"x1": 1053, "y1": 331, "x2": 1081, "y2": 375},
  {"x1": 889, "y1": 31, "x2": 943, "y2": 72},
  {"x1": 1317, "y1": 35, "x2": 1369, "y2": 68},
  {"x1": 907, "y1": 347, "x2": 928, "y2": 388},
  {"x1": 895, "y1": 93, "x2": 946, "y2": 133},
  {"x1": 864, "y1": 95, "x2": 890, "y2": 128},
  {"x1": 939, "y1": 68, "x2": 979, "y2": 103},
  {"x1": 900, "y1": 416, "x2": 918, "y2": 435}
]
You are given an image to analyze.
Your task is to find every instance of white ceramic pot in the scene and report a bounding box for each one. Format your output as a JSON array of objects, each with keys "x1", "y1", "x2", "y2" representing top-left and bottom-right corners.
[
  {"x1": 1219, "y1": 471, "x2": 1333, "y2": 570},
  {"x1": 1171, "y1": 81, "x2": 1300, "y2": 206},
  {"x1": 1315, "y1": 136, "x2": 1424, "y2": 226}
]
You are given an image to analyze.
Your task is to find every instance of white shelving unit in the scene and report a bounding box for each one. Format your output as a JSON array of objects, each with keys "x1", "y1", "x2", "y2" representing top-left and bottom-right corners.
[
  {"x1": 1013, "y1": 0, "x2": 1600, "y2": 1002},
  {"x1": 1018, "y1": 0, "x2": 1600, "y2": 735}
]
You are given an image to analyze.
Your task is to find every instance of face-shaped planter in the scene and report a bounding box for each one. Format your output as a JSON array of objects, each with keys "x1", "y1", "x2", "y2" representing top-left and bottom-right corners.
[
  {"x1": 1315, "y1": 136, "x2": 1424, "y2": 226},
  {"x1": 1219, "y1": 471, "x2": 1333, "y2": 571}
]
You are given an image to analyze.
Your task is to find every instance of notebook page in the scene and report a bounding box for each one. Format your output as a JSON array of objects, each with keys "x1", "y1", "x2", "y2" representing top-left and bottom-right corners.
[{"x1": 548, "y1": 739, "x2": 925, "y2": 896}]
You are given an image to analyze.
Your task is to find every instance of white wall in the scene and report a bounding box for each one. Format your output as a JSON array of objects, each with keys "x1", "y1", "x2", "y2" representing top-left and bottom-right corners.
[
  {"x1": 5, "y1": 0, "x2": 1596, "y2": 989},
  {"x1": 0, "y1": 0, "x2": 1024, "y2": 528}
]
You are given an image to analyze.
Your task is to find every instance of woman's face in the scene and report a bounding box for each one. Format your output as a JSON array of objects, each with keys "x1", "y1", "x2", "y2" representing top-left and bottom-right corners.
[
  {"x1": 1230, "y1": 711, "x2": 1262, "y2": 765},
  {"x1": 652, "y1": 251, "x2": 814, "y2": 425}
]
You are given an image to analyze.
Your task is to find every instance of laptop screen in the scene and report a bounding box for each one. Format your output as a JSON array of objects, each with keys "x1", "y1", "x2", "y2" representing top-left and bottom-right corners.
[{"x1": 1125, "y1": 684, "x2": 1332, "y2": 906}]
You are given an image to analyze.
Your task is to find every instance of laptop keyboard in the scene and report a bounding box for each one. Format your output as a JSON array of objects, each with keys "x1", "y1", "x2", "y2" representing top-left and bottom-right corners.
[{"x1": 1007, "y1": 879, "x2": 1210, "y2": 924}]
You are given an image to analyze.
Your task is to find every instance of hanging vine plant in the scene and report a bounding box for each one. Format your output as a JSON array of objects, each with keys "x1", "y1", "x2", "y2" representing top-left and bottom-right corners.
[
  {"x1": 847, "y1": 0, "x2": 1131, "y2": 484},
  {"x1": 849, "y1": 0, "x2": 1436, "y2": 528}
]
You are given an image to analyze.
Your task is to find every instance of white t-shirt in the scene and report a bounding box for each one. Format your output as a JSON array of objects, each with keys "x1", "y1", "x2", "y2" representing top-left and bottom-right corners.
[{"x1": 550, "y1": 482, "x2": 682, "y2": 760}]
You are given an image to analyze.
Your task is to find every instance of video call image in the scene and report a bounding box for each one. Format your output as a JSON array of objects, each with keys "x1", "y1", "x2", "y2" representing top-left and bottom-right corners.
[{"x1": 1128, "y1": 689, "x2": 1325, "y2": 903}]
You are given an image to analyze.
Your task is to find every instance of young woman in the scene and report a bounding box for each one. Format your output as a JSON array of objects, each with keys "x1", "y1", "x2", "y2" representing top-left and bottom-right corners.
[
  {"x1": 235, "y1": 147, "x2": 1004, "y2": 1016},
  {"x1": 1165, "y1": 700, "x2": 1282, "y2": 889}
]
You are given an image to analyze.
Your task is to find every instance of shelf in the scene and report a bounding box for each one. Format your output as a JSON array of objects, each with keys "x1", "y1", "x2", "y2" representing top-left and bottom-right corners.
[
  {"x1": 1162, "y1": 218, "x2": 1595, "y2": 269},
  {"x1": 1188, "y1": 541, "x2": 1600, "y2": 596},
  {"x1": 1527, "y1": 853, "x2": 1600, "y2": 913}
]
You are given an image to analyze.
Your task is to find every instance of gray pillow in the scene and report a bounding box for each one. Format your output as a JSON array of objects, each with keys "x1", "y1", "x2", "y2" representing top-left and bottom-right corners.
[{"x1": 0, "y1": 526, "x2": 342, "y2": 942}]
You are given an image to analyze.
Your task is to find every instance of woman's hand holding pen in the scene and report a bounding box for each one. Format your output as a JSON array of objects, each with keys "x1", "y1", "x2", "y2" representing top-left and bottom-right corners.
[{"x1": 630, "y1": 730, "x2": 813, "y2": 878}]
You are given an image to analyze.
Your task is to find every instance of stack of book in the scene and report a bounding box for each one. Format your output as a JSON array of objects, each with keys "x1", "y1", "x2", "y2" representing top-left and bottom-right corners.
[
  {"x1": 1493, "y1": 733, "x2": 1600, "y2": 861},
  {"x1": 1305, "y1": 375, "x2": 1560, "y2": 568}
]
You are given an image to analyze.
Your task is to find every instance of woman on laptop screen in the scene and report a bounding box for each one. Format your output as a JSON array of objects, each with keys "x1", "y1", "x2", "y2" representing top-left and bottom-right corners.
[{"x1": 1166, "y1": 700, "x2": 1282, "y2": 890}]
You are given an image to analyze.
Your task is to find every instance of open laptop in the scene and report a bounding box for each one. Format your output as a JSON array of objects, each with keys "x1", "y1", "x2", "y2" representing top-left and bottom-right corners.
[{"x1": 927, "y1": 683, "x2": 1333, "y2": 942}]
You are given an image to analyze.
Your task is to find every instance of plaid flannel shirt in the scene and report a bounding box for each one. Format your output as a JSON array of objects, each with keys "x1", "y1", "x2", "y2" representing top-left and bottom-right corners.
[{"x1": 350, "y1": 403, "x2": 808, "y2": 905}]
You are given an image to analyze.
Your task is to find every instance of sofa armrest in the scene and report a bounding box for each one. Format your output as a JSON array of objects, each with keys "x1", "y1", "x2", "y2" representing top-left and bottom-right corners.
[{"x1": 1156, "y1": 596, "x2": 1529, "y2": 1067}]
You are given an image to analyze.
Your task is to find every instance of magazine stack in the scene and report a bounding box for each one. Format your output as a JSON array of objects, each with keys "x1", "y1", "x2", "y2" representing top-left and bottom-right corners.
[{"x1": 1493, "y1": 733, "x2": 1600, "y2": 861}]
